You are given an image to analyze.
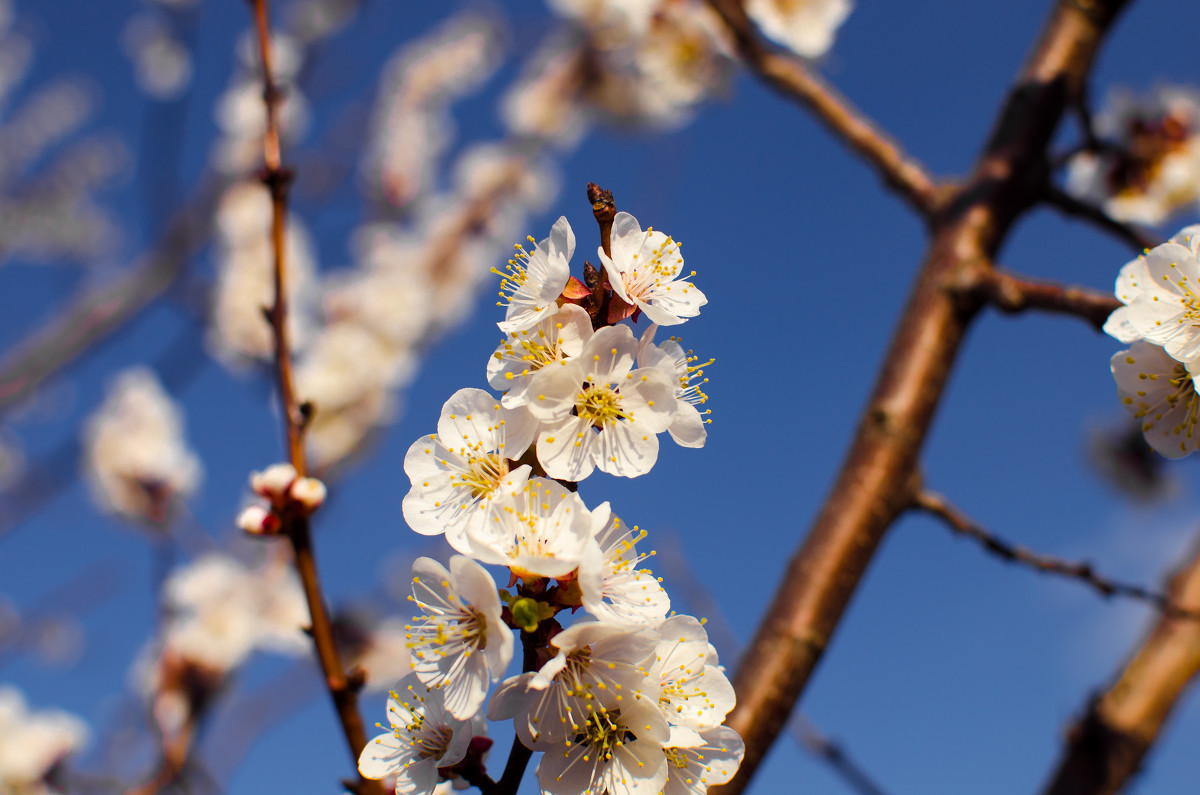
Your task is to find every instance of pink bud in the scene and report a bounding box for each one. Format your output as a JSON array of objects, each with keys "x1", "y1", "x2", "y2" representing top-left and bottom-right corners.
[
  {"x1": 289, "y1": 477, "x2": 327, "y2": 512},
  {"x1": 250, "y1": 463, "x2": 297, "y2": 500},
  {"x1": 237, "y1": 504, "x2": 279, "y2": 535}
]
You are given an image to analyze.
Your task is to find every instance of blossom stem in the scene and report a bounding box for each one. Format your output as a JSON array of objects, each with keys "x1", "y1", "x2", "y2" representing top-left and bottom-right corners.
[
  {"x1": 489, "y1": 627, "x2": 543, "y2": 795},
  {"x1": 972, "y1": 267, "x2": 1121, "y2": 332},
  {"x1": 246, "y1": 3, "x2": 381, "y2": 793},
  {"x1": 704, "y1": 0, "x2": 942, "y2": 217},
  {"x1": 1042, "y1": 528, "x2": 1200, "y2": 794},
  {"x1": 912, "y1": 490, "x2": 1200, "y2": 619},
  {"x1": 709, "y1": 3, "x2": 1131, "y2": 793},
  {"x1": 1042, "y1": 183, "x2": 1161, "y2": 253}
]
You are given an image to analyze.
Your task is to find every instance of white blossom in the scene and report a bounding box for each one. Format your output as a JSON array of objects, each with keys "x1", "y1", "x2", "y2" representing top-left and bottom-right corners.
[
  {"x1": 600, "y1": 212, "x2": 706, "y2": 326},
  {"x1": 406, "y1": 556, "x2": 513, "y2": 720},
  {"x1": 529, "y1": 324, "x2": 677, "y2": 480},
  {"x1": 745, "y1": 0, "x2": 853, "y2": 59},
  {"x1": 1111, "y1": 340, "x2": 1200, "y2": 458},
  {"x1": 487, "y1": 303, "x2": 594, "y2": 408},
  {"x1": 488, "y1": 620, "x2": 658, "y2": 749},
  {"x1": 536, "y1": 698, "x2": 669, "y2": 795},
  {"x1": 494, "y1": 216, "x2": 575, "y2": 333},
  {"x1": 359, "y1": 674, "x2": 475, "y2": 795},
  {"x1": 661, "y1": 726, "x2": 745, "y2": 795},
  {"x1": 1066, "y1": 86, "x2": 1200, "y2": 226},
  {"x1": 402, "y1": 388, "x2": 537, "y2": 553},
  {"x1": 161, "y1": 554, "x2": 309, "y2": 671},
  {"x1": 637, "y1": 325, "x2": 712, "y2": 448},
  {"x1": 1103, "y1": 225, "x2": 1200, "y2": 363},
  {"x1": 643, "y1": 616, "x2": 735, "y2": 731},
  {"x1": 465, "y1": 477, "x2": 597, "y2": 579},
  {"x1": 579, "y1": 505, "x2": 670, "y2": 626},
  {"x1": 0, "y1": 686, "x2": 88, "y2": 795},
  {"x1": 83, "y1": 366, "x2": 201, "y2": 523}
]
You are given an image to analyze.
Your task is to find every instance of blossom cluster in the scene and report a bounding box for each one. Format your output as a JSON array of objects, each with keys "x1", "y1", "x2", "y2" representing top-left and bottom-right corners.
[
  {"x1": 1067, "y1": 86, "x2": 1200, "y2": 226},
  {"x1": 1106, "y1": 225, "x2": 1200, "y2": 458},
  {"x1": 361, "y1": 207, "x2": 742, "y2": 795}
]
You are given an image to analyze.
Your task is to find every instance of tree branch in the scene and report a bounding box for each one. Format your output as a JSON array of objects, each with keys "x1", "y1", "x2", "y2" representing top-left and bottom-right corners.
[
  {"x1": 246, "y1": 3, "x2": 381, "y2": 793},
  {"x1": 711, "y1": 3, "x2": 1131, "y2": 792},
  {"x1": 1042, "y1": 184, "x2": 1160, "y2": 253},
  {"x1": 912, "y1": 490, "x2": 1200, "y2": 619},
  {"x1": 1041, "y1": 531, "x2": 1200, "y2": 795},
  {"x1": 705, "y1": 0, "x2": 942, "y2": 217},
  {"x1": 974, "y1": 267, "x2": 1121, "y2": 332}
]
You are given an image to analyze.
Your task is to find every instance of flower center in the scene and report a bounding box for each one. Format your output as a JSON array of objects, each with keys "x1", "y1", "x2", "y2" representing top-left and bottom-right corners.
[
  {"x1": 575, "y1": 385, "x2": 627, "y2": 427},
  {"x1": 491, "y1": 236, "x2": 538, "y2": 307},
  {"x1": 460, "y1": 453, "x2": 506, "y2": 500},
  {"x1": 664, "y1": 747, "x2": 690, "y2": 770},
  {"x1": 1109, "y1": 111, "x2": 1192, "y2": 196}
]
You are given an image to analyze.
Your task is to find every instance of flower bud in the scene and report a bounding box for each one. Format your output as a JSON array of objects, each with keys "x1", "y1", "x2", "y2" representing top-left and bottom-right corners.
[
  {"x1": 250, "y1": 463, "x2": 297, "y2": 501},
  {"x1": 289, "y1": 476, "x2": 327, "y2": 513},
  {"x1": 237, "y1": 504, "x2": 280, "y2": 536}
]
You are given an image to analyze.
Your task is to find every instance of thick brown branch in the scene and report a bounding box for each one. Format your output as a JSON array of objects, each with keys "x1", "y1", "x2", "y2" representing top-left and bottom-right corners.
[
  {"x1": 975, "y1": 268, "x2": 1121, "y2": 332},
  {"x1": 712, "y1": 3, "x2": 1131, "y2": 793},
  {"x1": 706, "y1": 0, "x2": 941, "y2": 216},
  {"x1": 246, "y1": 4, "x2": 380, "y2": 793},
  {"x1": 912, "y1": 490, "x2": 1200, "y2": 619},
  {"x1": 1043, "y1": 184, "x2": 1161, "y2": 253},
  {"x1": 1041, "y1": 532, "x2": 1200, "y2": 795}
]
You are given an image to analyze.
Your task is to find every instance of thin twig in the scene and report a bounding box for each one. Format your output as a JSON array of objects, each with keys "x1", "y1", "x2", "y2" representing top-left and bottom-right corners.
[
  {"x1": 974, "y1": 267, "x2": 1121, "y2": 332},
  {"x1": 710, "y1": 3, "x2": 1132, "y2": 792},
  {"x1": 1042, "y1": 184, "x2": 1160, "y2": 253},
  {"x1": 912, "y1": 490, "x2": 1200, "y2": 620},
  {"x1": 246, "y1": 3, "x2": 381, "y2": 793},
  {"x1": 1041, "y1": 531, "x2": 1200, "y2": 794},
  {"x1": 705, "y1": 0, "x2": 942, "y2": 216}
]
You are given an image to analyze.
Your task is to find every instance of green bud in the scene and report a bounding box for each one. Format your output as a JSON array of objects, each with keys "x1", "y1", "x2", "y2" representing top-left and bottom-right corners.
[{"x1": 510, "y1": 597, "x2": 544, "y2": 632}]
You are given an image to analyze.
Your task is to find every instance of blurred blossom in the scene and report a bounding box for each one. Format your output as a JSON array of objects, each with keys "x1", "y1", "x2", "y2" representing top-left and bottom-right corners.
[
  {"x1": 635, "y1": 2, "x2": 733, "y2": 113},
  {"x1": 0, "y1": 686, "x2": 88, "y2": 795},
  {"x1": 236, "y1": 30, "x2": 305, "y2": 82},
  {"x1": 1067, "y1": 85, "x2": 1200, "y2": 226},
  {"x1": 334, "y1": 612, "x2": 413, "y2": 693},
  {"x1": 83, "y1": 367, "x2": 201, "y2": 525},
  {"x1": 548, "y1": 0, "x2": 658, "y2": 39},
  {"x1": 362, "y1": 13, "x2": 503, "y2": 209},
  {"x1": 0, "y1": 80, "x2": 95, "y2": 184},
  {"x1": 744, "y1": 0, "x2": 853, "y2": 59},
  {"x1": 28, "y1": 615, "x2": 84, "y2": 668},
  {"x1": 0, "y1": 34, "x2": 32, "y2": 113},
  {"x1": 212, "y1": 76, "x2": 310, "y2": 173},
  {"x1": 502, "y1": 38, "x2": 589, "y2": 147},
  {"x1": 287, "y1": 0, "x2": 362, "y2": 43},
  {"x1": 209, "y1": 180, "x2": 317, "y2": 364},
  {"x1": 160, "y1": 554, "x2": 310, "y2": 672},
  {"x1": 122, "y1": 13, "x2": 193, "y2": 100}
]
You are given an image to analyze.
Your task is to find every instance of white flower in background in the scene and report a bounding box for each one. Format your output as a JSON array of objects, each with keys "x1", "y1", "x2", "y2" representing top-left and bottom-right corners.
[
  {"x1": 0, "y1": 686, "x2": 88, "y2": 795},
  {"x1": 529, "y1": 324, "x2": 677, "y2": 480},
  {"x1": 359, "y1": 673, "x2": 475, "y2": 795},
  {"x1": 162, "y1": 554, "x2": 309, "y2": 671},
  {"x1": 548, "y1": 0, "x2": 658, "y2": 38},
  {"x1": 465, "y1": 477, "x2": 596, "y2": 578},
  {"x1": 634, "y1": 2, "x2": 732, "y2": 114},
  {"x1": 536, "y1": 698, "x2": 670, "y2": 795},
  {"x1": 122, "y1": 14, "x2": 193, "y2": 100},
  {"x1": 638, "y1": 325, "x2": 712, "y2": 448},
  {"x1": 489, "y1": 620, "x2": 658, "y2": 748},
  {"x1": 402, "y1": 388, "x2": 537, "y2": 553},
  {"x1": 209, "y1": 181, "x2": 317, "y2": 364},
  {"x1": 1102, "y1": 226, "x2": 1200, "y2": 363},
  {"x1": 661, "y1": 726, "x2": 745, "y2": 795},
  {"x1": 745, "y1": 0, "x2": 853, "y2": 59},
  {"x1": 494, "y1": 216, "x2": 575, "y2": 333},
  {"x1": 1066, "y1": 86, "x2": 1200, "y2": 226},
  {"x1": 600, "y1": 212, "x2": 707, "y2": 326},
  {"x1": 212, "y1": 74, "x2": 310, "y2": 173},
  {"x1": 84, "y1": 366, "x2": 201, "y2": 523},
  {"x1": 1111, "y1": 340, "x2": 1200, "y2": 459},
  {"x1": 338, "y1": 615, "x2": 414, "y2": 694},
  {"x1": 502, "y1": 39, "x2": 589, "y2": 147},
  {"x1": 644, "y1": 615, "x2": 735, "y2": 731},
  {"x1": 487, "y1": 304, "x2": 594, "y2": 408},
  {"x1": 406, "y1": 556, "x2": 513, "y2": 720},
  {"x1": 579, "y1": 505, "x2": 670, "y2": 626}
]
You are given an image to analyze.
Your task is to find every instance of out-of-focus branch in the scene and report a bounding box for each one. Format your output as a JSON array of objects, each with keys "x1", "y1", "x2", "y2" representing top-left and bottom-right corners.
[
  {"x1": 247, "y1": 3, "x2": 381, "y2": 794},
  {"x1": 711, "y1": 3, "x2": 1131, "y2": 792},
  {"x1": 1041, "y1": 533, "x2": 1200, "y2": 795},
  {"x1": 0, "y1": 177, "x2": 219, "y2": 418},
  {"x1": 705, "y1": 0, "x2": 942, "y2": 216},
  {"x1": 972, "y1": 267, "x2": 1121, "y2": 332},
  {"x1": 1042, "y1": 184, "x2": 1160, "y2": 253},
  {"x1": 912, "y1": 490, "x2": 1200, "y2": 619}
]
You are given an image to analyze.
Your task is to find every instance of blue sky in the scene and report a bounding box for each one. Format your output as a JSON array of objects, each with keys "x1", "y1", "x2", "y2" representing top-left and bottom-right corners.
[{"x1": 3, "y1": 1, "x2": 1200, "y2": 793}]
